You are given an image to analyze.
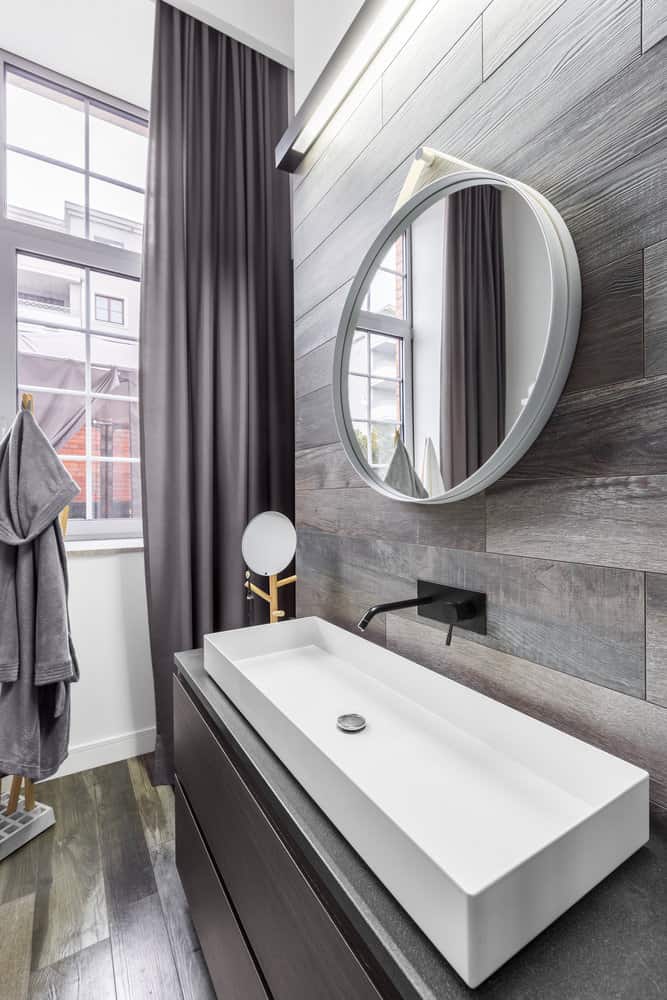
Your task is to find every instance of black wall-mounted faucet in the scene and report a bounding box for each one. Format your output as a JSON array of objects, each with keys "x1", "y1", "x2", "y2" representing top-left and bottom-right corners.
[{"x1": 357, "y1": 580, "x2": 486, "y2": 645}]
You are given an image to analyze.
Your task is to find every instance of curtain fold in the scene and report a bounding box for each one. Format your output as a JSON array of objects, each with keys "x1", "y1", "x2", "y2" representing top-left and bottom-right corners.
[
  {"x1": 440, "y1": 186, "x2": 505, "y2": 490},
  {"x1": 140, "y1": 1, "x2": 294, "y2": 784}
]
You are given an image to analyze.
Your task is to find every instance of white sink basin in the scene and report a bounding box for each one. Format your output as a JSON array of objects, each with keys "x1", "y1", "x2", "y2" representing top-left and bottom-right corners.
[{"x1": 203, "y1": 616, "x2": 649, "y2": 987}]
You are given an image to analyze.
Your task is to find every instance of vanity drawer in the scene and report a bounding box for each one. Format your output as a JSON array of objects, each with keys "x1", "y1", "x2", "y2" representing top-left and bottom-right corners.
[
  {"x1": 174, "y1": 676, "x2": 383, "y2": 1000},
  {"x1": 174, "y1": 779, "x2": 269, "y2": 1000}
]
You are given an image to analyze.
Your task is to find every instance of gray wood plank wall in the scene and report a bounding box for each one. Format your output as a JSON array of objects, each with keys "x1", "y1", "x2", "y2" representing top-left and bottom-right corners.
[{"x1": 292, "y1": 0, "x2": 667, "y2": 805}]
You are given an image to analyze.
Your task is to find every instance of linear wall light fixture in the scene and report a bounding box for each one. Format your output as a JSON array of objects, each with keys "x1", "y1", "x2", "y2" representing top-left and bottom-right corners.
[{"x1": 276, "y1": 0, "x2": 416, "y2": 172}]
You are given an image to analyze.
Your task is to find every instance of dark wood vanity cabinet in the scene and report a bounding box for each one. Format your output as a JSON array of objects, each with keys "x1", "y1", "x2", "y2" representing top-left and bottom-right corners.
[{"x1": 173, "y1": 675, "x2": 384, "y2": 1000}]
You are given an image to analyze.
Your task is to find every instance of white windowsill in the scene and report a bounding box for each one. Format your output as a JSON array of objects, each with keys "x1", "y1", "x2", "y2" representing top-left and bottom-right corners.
[{"x1": 65, "y1": 537, "x2": 144, "y2": 556}]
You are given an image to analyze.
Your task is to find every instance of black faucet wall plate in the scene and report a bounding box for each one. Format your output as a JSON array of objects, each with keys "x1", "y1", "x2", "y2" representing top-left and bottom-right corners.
[{"x1": 417, "y1": 579, "x2": 487, "y2": 636}]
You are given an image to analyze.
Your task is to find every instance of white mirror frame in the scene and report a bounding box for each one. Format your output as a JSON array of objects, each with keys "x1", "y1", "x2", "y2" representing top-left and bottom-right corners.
[{"x1": 332, "y1": 166, "x2": 581, "y2": 503}]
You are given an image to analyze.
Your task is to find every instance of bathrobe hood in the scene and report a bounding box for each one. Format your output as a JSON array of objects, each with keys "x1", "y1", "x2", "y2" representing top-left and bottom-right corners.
[{"x1": 0, "y1": 409, "x2": 78, "y2": 546}]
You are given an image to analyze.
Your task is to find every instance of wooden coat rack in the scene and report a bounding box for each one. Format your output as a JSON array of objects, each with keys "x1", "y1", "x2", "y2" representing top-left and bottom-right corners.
[
  {"x1": 4, "y1": 393, "x2": 70, "y2": 817},
  {"x1": 245, "y1": 571, "x2": 297, "y2": 623}
]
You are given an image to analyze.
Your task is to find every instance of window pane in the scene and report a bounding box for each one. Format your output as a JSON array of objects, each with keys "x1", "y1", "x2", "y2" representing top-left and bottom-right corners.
[
  {"x1": 370, "y1": 334, "x2": 401, "y2": 378},
  {"x1": 7, "y1": 151, "x2": 85, "y2": 234},
  {"x1": 108, "y1": 298, "x2": 124, "y2": 324},
  {"x1": 95, "y1": 296, "x2": 109, "y2": 322},
  {"x1": 18, "y1": 325, "x2": 86, "y2": 390},
  {"x1": 371, "y1": 378, "x2": 401, "y2": 422},
  {"x1": 91, "y1": 398, "x2": 139, "y2": 459},
  {"x1": 353, "y1": 422, "x2": 369, "y2": 459},
  {"x1": 348, "y1": 375, "x2": 369, "y2": 421},
  {"x1": 89, "y1": 103, "x2": 148, "y2": 188},
  {"x1": 367, "y1": 267, "x2": 403, "y2": 317},
  {"x1": 380, "y1": 237, "x2": 404, "y2": 274},
  {"x1": 372, "y1": 423, "x2": 397, "y2": 466},
  {"x1": 89, "y1": 177, "x2": 144, "y2": 251},
  {"x1": 89, "y1": 271, "x2": 140, "y2": 336},
  {"x1": 349, "y1": 331, "x2": 367, "y2": 373},
  {"x1": 91, "y1": 461, "x2": 141, "y2": 519},
  {"x1": 29, "y1": 390, "x2": 86, "y2": 457},
  {"x1": 6, "y1": 70, "x2": 85, "y2": 167},
  {"x1": 18, "y1": 255, "x2": 85, "y2": 328},
  {"x1": 91, "y1": 336, "x2": 138, "y2": 396},
  {"x1": 61, "y1": 460, "x2": 86, "y2": 519}
]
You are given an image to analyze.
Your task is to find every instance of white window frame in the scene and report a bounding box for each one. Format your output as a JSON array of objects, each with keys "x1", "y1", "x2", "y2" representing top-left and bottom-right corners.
[{"x1": 0, "y1": 50, "x2": 146, "y2": 541}]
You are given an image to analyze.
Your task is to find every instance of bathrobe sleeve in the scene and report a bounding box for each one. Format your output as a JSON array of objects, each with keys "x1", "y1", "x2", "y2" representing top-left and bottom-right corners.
[{"x1": 34, "y1": 524, "x2": 78, "y2": 686}]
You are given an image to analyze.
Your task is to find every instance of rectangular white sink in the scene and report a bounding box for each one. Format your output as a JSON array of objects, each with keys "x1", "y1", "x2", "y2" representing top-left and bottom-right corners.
[{"x1": 203, "y1": 616, "x2": 649, "y2": 988}]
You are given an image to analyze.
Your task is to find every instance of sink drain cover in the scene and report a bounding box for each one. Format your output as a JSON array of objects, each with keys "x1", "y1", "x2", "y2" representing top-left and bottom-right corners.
[{"x1": 337, "y1": 713, "x2": 367, "y2": 733}]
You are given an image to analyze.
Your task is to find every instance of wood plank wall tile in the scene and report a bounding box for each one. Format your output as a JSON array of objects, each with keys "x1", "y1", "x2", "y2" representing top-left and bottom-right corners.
[
  {"x1": 482, "y1": 0, "x2": 565, "y2": 78},
  {"x1": 293, "y1": 84, "x2": 383, "y2": 230},
  {"x1": 295, "y1": 443, "x2": 365, "y2": 491},
  {"x1": 385, "y1": 615, "x2": 667, "y2": 809},
  {"x1": 644, "y1": 240, "x2": 667, "y2": 376},
  {"x1": 293, "y1": 0, "x2": 667, "y2": 802},
  {"x1": 295, "y1": 338, "x2": 336, "y2": 400},
  {"x1": 486, "y1": 476, "x2": 667, "y2": 572},
  {"x1": 497, "y1": 41, "x2": 666, "y2": 207},
  {"x1": 293, "y1": 21, "x2": 483, "y2": 268},
  {"x1": 380, "y1": 0, "x2": 489, "y2": 124},
  {"x1": 296, "y1": 488, "x2": 486, "y2": 551},
  {"x1": 292, "y1": 0, "x2": 442, "y2": 191},
  {"x1": 508, "y1": 375, "x2": 667, "y2": 480},
  {"x1": 295, "y1": 283, "x2": 352, "y2": 360},
  {"x1": 563, "y1": 253, "x2": 643, "y2": 394},
  {"x1": 294, "y1": 0, "x2": 640, "y2": 320},
  {"x1": 295, "y1": 385, "x2": 337, "y2": 451},
  {"x1": 642, "y1": 0, "x2": 667, "y2": 50},
  {"x1": 646, "y1": 574, "x2": 667, "y2": 708},
  {"x1": 298, "y1": 531, "x2": 645, "y2": 696}
]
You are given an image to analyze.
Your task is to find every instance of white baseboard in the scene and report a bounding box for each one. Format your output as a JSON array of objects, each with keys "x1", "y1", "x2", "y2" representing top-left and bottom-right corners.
[{"x1": 49, "y1": 726, "x2": 157, "y2": 780}]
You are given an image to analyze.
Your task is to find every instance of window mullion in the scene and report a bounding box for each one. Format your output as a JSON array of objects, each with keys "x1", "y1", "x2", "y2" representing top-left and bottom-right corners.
[
  {"x1": 84, "y1": 97, "x2": 90, "y2": 240},
  {"x1": 84, "y1": 267, "x2": 93, "y2": 521}
]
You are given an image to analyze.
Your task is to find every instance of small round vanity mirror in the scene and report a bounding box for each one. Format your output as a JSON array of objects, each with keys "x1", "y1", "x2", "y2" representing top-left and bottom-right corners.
[
  {"x1": 242, "y1": 510, "x2": 297, "y2": 576},
  {"x1": 333, "y1": 167, "x2": 581, "y2": 502}
]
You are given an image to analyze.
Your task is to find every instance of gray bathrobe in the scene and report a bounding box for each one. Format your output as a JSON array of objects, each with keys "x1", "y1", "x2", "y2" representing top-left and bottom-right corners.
[{"x1": 0, "y1": 410, "x2": 79, "y2": 780}]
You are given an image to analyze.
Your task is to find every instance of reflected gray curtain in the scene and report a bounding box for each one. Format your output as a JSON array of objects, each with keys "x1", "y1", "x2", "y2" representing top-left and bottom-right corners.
[
  {"x1": 140, "y1": 1, "x2": 293, "y2": 784},
  {"x1": 440, "y1": 187, "x2": 505, "y2": 490}
]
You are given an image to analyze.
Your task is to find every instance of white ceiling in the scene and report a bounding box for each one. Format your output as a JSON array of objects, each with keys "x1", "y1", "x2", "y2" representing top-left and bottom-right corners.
[{"x1": 0, "y1": 0, "x2": 294, "y2": 111}]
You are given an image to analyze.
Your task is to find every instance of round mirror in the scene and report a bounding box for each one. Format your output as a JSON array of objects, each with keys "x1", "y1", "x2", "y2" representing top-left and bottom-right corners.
[
  {"x1": 333, "y1": 169, "x2": 581, "y2": 502},
  {"x1": 242, "y1": 511, "x2": 296, "y2": 576}
]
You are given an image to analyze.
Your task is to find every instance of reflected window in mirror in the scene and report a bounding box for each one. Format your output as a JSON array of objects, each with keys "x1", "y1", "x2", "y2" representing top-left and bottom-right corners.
[{"x1": 349, "y1": 234, "x2": 413, "y2": 478}]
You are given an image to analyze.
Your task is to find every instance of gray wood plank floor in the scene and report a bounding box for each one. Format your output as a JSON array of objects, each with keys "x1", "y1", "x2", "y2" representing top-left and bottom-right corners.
[{"x1": 0, "y1": 758, "x2": 215, "y2": 1000}]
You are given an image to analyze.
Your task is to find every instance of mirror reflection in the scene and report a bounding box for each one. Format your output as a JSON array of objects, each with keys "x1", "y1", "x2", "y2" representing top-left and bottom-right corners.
[{"x1": 345, "y1": 183, "x2": 551, "y2": 499}]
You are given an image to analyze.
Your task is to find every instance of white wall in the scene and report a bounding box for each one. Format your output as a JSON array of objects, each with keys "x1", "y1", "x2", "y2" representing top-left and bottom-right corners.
[
  {"x1": 501, "y1": 189, "x2": 552, "y2": 428},
  {"x1": 294, "y1": 0, "x2": 363, "y2": 108},
  {"x1": 410, "y1": 201, "x2": 445, "y2": 465},
  {"x1": 54, "y1": 546, "x2": 156, "y2": 778},
  {"x1": 0, "y1": 0, "x2": 156, "y2": 108}
]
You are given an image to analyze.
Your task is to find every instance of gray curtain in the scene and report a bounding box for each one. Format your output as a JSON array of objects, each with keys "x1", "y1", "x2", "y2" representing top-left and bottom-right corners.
[
  {"x1": 140, "y1": 1, "x2": 294, "y2": 784},
  {"x1": 440, "y1": 186, "x2": 505, "y2": 490}
]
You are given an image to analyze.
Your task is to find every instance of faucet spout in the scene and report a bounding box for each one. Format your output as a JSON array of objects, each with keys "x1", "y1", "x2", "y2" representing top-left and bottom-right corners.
[
  {"x1": 356, "y1": 581, "x2": 486, "y2": 642},
  {"x1": 357, "y1": 594, "x2": 439, "y2": 631}
]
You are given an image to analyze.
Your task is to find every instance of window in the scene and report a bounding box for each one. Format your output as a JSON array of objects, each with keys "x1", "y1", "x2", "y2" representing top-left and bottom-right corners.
[
  {"x1": 0, "y1": 50, "x2": 146, "y2": 539},
  {"x1": 350, "y1": 233, "x2": 413, "y2": 477},
  {"x1": 5, "y1": 65, "x2": 147, "y2": 251},
  {"x1": 17, "y1": 254, "x2": 141, "y2": 523},
  {"x1": 361, "y1": 235, "x2": 408, "y2": 318},
  {"x1": 95, "y1": 293, "x2": 125, "y2": 325}
]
